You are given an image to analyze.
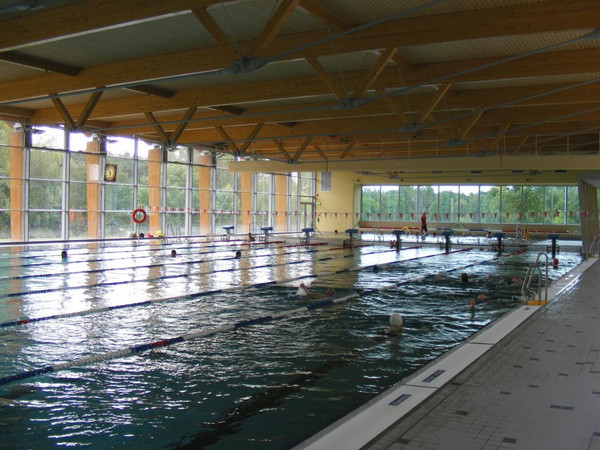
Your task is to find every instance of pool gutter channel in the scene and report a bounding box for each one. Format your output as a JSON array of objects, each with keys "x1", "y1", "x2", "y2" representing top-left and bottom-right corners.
[{"x1": 295, "y1": 257, "x2": 596, "y2": 450}]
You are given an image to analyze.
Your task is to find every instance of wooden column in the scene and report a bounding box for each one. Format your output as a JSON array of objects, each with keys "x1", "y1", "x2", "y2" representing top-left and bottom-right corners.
[
  {"x1": 9, "y1": 131, "x2": 23, "y2": 240},
  {"x1": 147, "y1": 146, "x2": 162, "y2": 233},
  {"x1": 275, "y1": 173, "x2": 287, "y2": 232},
  {"x1": 197, "y1": 154, "x2": 211, "y2": 234},
  {"x1": 240, "y1": 172, "x2": 252, "y2": 232},
  {"x1": 85, "y1": 139, "x2": 101, "y2": 238},
  {"x1": 577, "y1": 179, "x2": 599, "y2": 257}
]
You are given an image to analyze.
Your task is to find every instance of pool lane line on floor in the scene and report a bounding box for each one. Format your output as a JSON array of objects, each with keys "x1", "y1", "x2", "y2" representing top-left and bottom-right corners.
[
  {"x1": 0, "y1": 245, "x2": 446, "y2": 329},
  {"x1": 0, "y1": 244, "x2": 400, "y2": 299},
  {"x1": 296, "y1": 254, "x2": 588, "y2": 450},
  {"x1": 0, "y1": 242, "x2": 333, "y2": 282},
  {"x1": 0, "y1": 247, "x2": 528, "y2": 386}
]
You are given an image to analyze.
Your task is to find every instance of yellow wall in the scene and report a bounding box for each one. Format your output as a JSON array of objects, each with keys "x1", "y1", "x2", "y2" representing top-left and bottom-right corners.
[{"x1": 315, "y1": 171, "x2": 359, "y2": 232}]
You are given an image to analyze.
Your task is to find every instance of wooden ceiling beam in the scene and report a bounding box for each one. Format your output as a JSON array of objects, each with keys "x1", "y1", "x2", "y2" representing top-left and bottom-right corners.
[
  {"x1": 31, "y1": 87, "x2": 600, "y2": 145},
  {"x1": 51, "y1": 97, "x2": 76, "y2": 130},
  {"x1": 208, "y1": 105, "x2": 246, "y2": 115},
  {"x1": 298, "y1": 0, "x2": 351, "y2": 31},
  {"x1": 239, "y1": 123, "x2": 265, "y2": 154},
  {"x1": 486, "y1": 123, "x2": 511, "y2": 151},
  {"x1": 192, "y1": 7, "x2": 239, "y2": 61},
  {"x1": 273, "y1": 140, "x2": 292, "y2": 160},
  {"x1": 382, "y1": 97, "x2": 407, "y2": 125},
  {"x1": 458, "y1": 110, "x2": 484, "y2": 140},
  {"x1": 0, "y1": 105, "x2": 32, "y2": 119},
  {"x1": 292, "y1": 136, "x2": 313, "y2": 162},
  {"x1": 171, "y1": 107, "x2": 198, "y2": 142},
  {"x1": 305, "y1": 55, "x2": 345, "y2": 99},
  {"x1": 425, "y1": 112, "x2": 449, "y2": 140},
  {"x1": 144, "y1": 112, "x2": 171, "y2": 143},
  {"x1": 417, "y1": 84, "x2": 452, "y2": 123},
  {"x1": 312, "y1": 144, "x2": 328, "y2": 160},
  {"x1": 0, "y1": 51, "x2": 81, "y2": 76},
  {"x1": 168, "y1": 110, "x2": 598, "y2": 146},
  {"x1": 124, "y1": 85, "x2": 175, "y2": 99},
  {"x1": 77, "y1": 91, "x2": 104, "y2": 128},
  {"x1": 0, "y1": 0, "x2": 230, "y2": 52},
  {"x1": 1, "y1": 0, "x2": 596, "y2": 104},
  {"x1": 339, "y1": 141, "x2": 355, "y2": 159},
  {"x1": 250, "y1": 0, "x2": 302, "y2": 58},
  {"x1": 354, "y1": 48, "x2": 397, "y2": 98},
  {"x1": 28, "y1": 46, "x2": 600, "y2": 125},
  {"x1": 215, "y1": 125, "x2": 241, "y2": 155}
]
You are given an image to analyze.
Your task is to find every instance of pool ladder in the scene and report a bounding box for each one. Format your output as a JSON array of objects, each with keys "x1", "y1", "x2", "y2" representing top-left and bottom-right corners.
[
  {"x1": 373, "y1": 226, "x2": 384, "y2": 241},
  {"x1": 313, "y1": 224, "x2": 323, "y2": 239},
  {"x1": 521, "y1": 252, "x2": 548, "y2": 306},
  {"x1": 588, "y1": 234, "x2": 600, "y2": 257},
  {"x1": 166, "y1": 223, "x2": 182, "y2": 244}
]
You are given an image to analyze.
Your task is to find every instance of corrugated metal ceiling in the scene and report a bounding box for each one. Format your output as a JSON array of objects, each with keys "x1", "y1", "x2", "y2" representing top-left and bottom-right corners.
[
  {"x1": 14, "y1": 12, "x2": 213, "y2": 68},
  {"x1": 316, "y1": 0, "x2": 550, "y2": 24},
  {"x1": 399, "y1": 29, "x2": 599, "y2": 65}
]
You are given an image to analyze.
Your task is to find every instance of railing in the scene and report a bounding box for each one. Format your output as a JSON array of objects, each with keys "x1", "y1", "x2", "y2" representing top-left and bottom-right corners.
[
  {"x1": 166, "y1": 223, "x2": 182, "y2": 244},
  {"x1": 588, "y1": 234, "x2": 600, "y2": 257},
  {"x1": 372, "y1": 226, "x2": 384, "y2": 241},
  {"x1": 521, "y1": 252, "x2": 548, "y2": 305},
  {"x1": 313, "y1": 224, "x2": 323, "y2": 239}
]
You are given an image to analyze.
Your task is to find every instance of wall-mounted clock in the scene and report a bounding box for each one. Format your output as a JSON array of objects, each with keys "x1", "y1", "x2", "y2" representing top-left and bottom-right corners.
[{"x1": 104, "y1": 164, "x2": 117, "y2": 182}]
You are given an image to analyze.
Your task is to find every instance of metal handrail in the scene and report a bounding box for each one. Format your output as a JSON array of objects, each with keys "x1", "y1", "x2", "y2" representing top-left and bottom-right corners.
[
  {"x1": 521, "y1": 252, "x2": 548, "y2": 305},
  {"x1": 313, "y1": 224, "x2": 323, "y2": 239},
  {"x1": 372, "y1": 226, "x2": 383, "y2": 241},
  {"x1": 588, "y1": 234, "x2": 600, "y2": 257}
]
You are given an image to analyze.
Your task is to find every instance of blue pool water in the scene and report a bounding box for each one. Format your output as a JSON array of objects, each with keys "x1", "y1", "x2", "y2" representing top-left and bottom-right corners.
[{"x1": 0, "y1": 240, "x2": 582, "y2": 449}]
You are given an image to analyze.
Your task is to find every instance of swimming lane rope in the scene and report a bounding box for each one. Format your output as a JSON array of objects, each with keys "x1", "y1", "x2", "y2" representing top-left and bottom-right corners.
[
  {"x1": 0, "y1": 244, "x2": 394, "y2": 299},
  {"x1": 0, "y1": 246, "x2": 419, "y2": 327},
  {"x1": 0, "y1": 241, "x2": 328, "y2": 282},
  {"x1": 0, "y1": 248, "x2": 529, "y2": 385}
]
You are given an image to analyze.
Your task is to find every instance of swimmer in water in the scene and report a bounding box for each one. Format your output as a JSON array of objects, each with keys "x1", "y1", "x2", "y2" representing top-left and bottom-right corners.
[
  {"x1": 461, "y1": 273, "x2": 469, "y2": 283},
  {"x1": 234, "y1": 250, "x2": 242, "y2": 259},
  {"x1": 298, "y1": 283, "x2": 334, "y2": 299}
]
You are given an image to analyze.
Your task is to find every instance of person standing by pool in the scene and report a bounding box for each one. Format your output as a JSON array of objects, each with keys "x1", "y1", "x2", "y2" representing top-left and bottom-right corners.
[{"x1": 420, "y1": 213, "x2": 428, "y2": 237}]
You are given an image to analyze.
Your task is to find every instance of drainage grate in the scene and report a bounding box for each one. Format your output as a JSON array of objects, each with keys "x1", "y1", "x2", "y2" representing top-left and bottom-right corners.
[
  {"x1": 422, "y1": 369, "x2": 445, "y2": 383},
  {"x1": 389, "y1": 393, "x2": 411, "y2": 406}
]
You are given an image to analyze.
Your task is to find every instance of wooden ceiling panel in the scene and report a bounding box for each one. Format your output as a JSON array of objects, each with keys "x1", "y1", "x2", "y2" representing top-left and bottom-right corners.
[{"x1": 1, "y1": 0, "x2": 599, "y2": 169}]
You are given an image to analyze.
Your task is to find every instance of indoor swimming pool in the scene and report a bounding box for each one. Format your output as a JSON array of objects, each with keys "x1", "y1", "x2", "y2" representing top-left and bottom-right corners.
[{"x1": 0, "y1": 239, "x2": 583, "y2": 449}]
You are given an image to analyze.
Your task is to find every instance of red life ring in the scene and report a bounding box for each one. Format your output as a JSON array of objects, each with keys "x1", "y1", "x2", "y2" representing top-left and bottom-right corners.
[{"x1": 132, "y1": 208, "x2": 147, "y2": 224}]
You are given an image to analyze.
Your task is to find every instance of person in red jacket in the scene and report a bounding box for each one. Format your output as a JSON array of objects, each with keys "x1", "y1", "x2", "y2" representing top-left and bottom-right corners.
[{"x1": 420, "y1": 213, "x2": 428, "y2": 238}]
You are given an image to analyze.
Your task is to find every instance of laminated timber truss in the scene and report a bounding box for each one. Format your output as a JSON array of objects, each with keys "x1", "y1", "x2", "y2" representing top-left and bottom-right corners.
[{"x1": 0, "y1": 0, "x2": 599, "y2": 172}]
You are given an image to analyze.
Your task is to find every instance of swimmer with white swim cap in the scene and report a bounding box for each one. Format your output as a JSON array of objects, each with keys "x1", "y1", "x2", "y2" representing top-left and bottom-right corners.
[{"x1": 389, "y1": 313, "x2": 403, "y2": 331}]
